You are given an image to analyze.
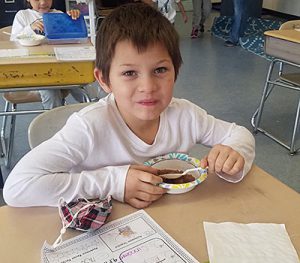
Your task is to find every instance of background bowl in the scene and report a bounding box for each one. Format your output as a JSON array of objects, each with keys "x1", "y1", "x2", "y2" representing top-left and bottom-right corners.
[
  {"x1": 16, "y1": 34, "x2": 45, "y2": 47},
  {"x1": 145, "y1": 153, "x2": 207, "y2": 194}
]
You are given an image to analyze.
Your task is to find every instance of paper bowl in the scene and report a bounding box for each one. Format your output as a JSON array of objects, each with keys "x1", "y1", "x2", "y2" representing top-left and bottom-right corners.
[
  {"x1": 145, "y1": 152, "x2": 207, "y2": 194},
  {"x1": 16, "y1": 34, "x2": 45, "y2": 46}
]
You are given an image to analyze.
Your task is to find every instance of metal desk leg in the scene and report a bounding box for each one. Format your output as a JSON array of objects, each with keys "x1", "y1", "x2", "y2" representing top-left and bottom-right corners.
[
  {"x1": 290, "y1": 96, "x2": 300, "y2": 154},
  {"x1": 253, "y1": 60, "x2": 276, "y2": 132},
  {"x1": 0, "y1": 166, "x2": 3, "y2": 189}
]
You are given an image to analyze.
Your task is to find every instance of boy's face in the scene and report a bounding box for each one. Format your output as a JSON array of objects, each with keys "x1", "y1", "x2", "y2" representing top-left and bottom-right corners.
[
  {"x1": 28, "y1": 0, "x2": 52, "y2": 13},
  {"x1": 95, "y1": 40, "x2": 175, "y2": 130}
]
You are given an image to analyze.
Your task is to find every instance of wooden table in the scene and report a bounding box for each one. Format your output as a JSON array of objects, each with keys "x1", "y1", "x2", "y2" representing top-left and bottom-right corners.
[
  {"x1": 0, "y1": 40, "x2": 95, "y2": 89},
  {"x1": 0, "y1": 165, "x2": 299, "y2": 262},
  {"x1": 264, "y1": 29, "x2": 300, "y2": 64}
]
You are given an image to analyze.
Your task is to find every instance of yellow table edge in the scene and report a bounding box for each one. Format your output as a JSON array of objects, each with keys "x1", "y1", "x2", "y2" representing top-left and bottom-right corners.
[{"x1": 0, "y1": 61, "x2": 95, "y2": 88}]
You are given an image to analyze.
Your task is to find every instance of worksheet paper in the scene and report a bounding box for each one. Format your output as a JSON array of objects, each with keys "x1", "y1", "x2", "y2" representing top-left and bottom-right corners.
[
  {"x1": 54, "y1": 46, "x2": 96, "y2": 61},
  {"x1": 41, "y1": 210, "x2": 199, "y2": 263},
  {"x1": 0, "y1": 48, "x2": 28, "y2": 58}
]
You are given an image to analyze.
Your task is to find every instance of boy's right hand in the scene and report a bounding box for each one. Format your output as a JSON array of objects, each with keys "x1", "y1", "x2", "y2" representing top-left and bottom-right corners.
[{"x1": 125, "y1": 165, "x2": 166, "y2": 209}]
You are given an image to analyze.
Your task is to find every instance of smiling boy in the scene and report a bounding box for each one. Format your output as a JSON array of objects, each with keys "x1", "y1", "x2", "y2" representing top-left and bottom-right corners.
[{"x1": 4, "y1": 3, "x2": 255, "y2": 209}]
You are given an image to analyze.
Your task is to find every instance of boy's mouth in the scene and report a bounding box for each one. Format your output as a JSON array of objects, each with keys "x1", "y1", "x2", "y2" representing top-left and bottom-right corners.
[{"x1": 137, "y1": 99, "x2": 157, "y2": 106}]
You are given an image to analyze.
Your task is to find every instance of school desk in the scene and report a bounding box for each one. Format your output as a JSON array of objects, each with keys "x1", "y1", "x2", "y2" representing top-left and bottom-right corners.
[
  {"x1": 0, "y1": 40, "x2": 95, "y2": 89},
  {"x1": 251, "y1": 29, "x2": 300, "y2": 154},
  {"x1": 0, "y1": 165, "x2": 299, "y2": 262},
  {"x1": 264, "y1": 29, "x2": 300, "y2": 64},
  {"x1": 0, "y1": 40, "x2": 95, "y2": 173}
]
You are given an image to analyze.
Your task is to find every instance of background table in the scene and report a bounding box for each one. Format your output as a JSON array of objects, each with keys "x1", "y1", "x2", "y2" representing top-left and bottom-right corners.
[
  {"x1": 0, "y1": 165, "x2": 300, "y2": 262},
  {"x1": 250, "y1": 28, "x2": 300, "y2": 155},
  {"x1": 0, "y1": 40, "x2": 95, "y2": 88},
  {"x1": 264, "y1": 29, "x2": 300, "y2": 64}
]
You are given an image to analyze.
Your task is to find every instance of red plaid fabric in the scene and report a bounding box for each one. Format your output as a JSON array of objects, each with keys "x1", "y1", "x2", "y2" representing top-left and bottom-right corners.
[{"x1": 60, "y1": 196, "x2": 112, "y2": 231}]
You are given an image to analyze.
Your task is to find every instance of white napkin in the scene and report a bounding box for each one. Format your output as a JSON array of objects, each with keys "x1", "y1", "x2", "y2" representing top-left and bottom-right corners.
[{"x1": 204, "y1": 222, "x2": 299, "y2": 263}]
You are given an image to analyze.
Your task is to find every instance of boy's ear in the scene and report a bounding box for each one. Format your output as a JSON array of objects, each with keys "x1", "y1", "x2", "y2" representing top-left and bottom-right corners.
[{"x1": 94, "y1": 68, "x2": 111, "y2": 93}]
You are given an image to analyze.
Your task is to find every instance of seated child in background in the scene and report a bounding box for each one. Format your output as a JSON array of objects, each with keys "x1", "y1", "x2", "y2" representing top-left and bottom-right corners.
[
  {"x1": 10, "y1": 0, "x2": 88, "y2": 109},
  {"x1": 4, "y1": 3, "x2": 255, "y2": 209},
  {"x1": 10, "y1": 0, "x2": 80, "y2": 40},
  {"x1": 152, "y1": 0, "x2": 188, "y2": 24}
]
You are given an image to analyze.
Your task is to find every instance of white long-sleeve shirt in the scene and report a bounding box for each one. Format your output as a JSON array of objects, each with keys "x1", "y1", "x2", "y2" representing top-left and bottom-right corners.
[
  {"x1": 10, "y1": 8, "x2": 61, "y2": 40},
  {"x1": 3, "y1": 95, "x2": 255, "y2": 207}
]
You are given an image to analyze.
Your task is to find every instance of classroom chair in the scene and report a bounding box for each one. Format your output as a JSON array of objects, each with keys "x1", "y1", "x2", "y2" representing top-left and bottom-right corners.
[
  {"x1": 28, "y1": 102, "x2": 92, "y2": 149},
  {"x1": 1, "y1": 89, "x2": 72, "y2": 167},
  {"x1": 251, "y1": 20, "x2": 300, "y2": 155}
]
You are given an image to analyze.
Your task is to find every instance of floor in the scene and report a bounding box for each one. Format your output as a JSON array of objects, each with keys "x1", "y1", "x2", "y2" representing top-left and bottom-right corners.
[{"x1": 0, "y1": 9, "x2": 299, "y2": 206}]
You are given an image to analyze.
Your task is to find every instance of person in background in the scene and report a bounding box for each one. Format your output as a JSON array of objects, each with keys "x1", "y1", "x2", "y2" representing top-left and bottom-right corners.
[
  {"x1": 224, "y1": 0, "x2": 251, "y2": 47},
  {"x1": 4, "y1": 3, "x2": 255, "y2": 209},
  {"x1": 152, "y1": 0, "x2": 188, "y2": 25},
  {"x1": 10, "y1": 0, "x2": 80, "y2": 40},
  {"x1": 191, "y1": 0, "x2": 211, "y2": 38},
  {"x1": 10, "y1": 0, "x2": 88, "y2": 109}
]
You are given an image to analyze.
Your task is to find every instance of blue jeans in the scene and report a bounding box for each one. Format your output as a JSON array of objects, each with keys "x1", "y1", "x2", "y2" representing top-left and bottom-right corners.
[{"x1": 229, "y1": 0, "x2": 251, "y2": 44}]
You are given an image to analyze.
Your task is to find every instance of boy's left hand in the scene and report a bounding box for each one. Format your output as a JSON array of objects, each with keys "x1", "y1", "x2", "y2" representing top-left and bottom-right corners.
[
  {"x1": 67, "y1": 9, "x2": 80, "y2": 20},
  {"x1": 201, "y1": 144, "x2": 245, "y2": 176}
]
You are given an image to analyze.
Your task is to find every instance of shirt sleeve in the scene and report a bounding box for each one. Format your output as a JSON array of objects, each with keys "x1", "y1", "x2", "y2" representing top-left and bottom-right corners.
[
  {"x1": 192, "y1": 102, "x2": 255, "y2": 182},
  {"x1": 3, "y1": 113, "x2": 129, "y2": 207},
  {"x1": 10, "y1": 11, "x2": 36, "y2": 40}
]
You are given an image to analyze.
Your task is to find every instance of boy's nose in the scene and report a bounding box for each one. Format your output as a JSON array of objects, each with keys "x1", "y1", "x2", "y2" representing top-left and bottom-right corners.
[{"x1": 138, "y1": 76, "x2": 157, "y2": 93}]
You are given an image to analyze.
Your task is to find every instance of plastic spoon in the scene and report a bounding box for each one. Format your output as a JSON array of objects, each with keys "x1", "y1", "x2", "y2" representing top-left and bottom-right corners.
[{"x1": 159, "y1": 167, "x2": 203, "y2": 179}]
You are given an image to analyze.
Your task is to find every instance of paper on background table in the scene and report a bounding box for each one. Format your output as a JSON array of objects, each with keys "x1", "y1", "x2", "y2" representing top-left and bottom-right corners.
[
  {"x1": 54, "y1": 46, "x2": 96, "y2": 61},
  {"x1": 41, "y1": 210, "x2": 199, "y2": 263},
  {"x1": 204, "y1": 222, "x2": 299, "y2": 263},
  {"x1": 0, "y1": 48, "x2": 28, "y2": 58}
]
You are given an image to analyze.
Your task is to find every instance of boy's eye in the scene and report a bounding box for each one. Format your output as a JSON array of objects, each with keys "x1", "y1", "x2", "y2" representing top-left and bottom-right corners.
[
  {"x1": 154, "y1": 67, "x2": 167, "y2": 74},
  {"x1": 122, "y1": 71, "x2": 136, "y2": 77}
]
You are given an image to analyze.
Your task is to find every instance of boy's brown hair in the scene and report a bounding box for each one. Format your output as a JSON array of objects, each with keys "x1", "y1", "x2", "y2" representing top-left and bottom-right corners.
[{"x1": 95, "y1": 2, "x2": 182, "y2": 84}]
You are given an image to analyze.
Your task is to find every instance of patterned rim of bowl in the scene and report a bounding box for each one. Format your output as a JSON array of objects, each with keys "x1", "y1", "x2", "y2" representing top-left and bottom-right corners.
[{"x1": 144, "y1": 152, "x2": 208, "y2": 189}]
